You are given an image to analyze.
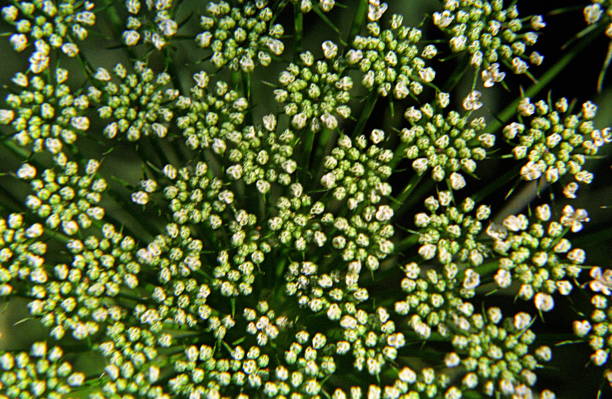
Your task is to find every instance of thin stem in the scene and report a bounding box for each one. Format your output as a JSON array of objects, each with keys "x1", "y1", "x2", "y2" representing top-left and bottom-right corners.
[
  {"x1": 294, "y1": 5, "x2": 303, "y2": 52},
  {"x1": 347, "y1": 0, "x2": 368, "y2": 45},
  {"x1": 391, "y1": 173, "x2": 424, "y2": 212},
  {"x1": 352, "y1": 95, "x2": 378, "y2": 138}
]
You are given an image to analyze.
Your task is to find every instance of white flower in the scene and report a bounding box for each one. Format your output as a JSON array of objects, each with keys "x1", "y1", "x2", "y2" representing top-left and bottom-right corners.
[
  {"x1": 494, "y1": 268, "x2": 512, "y2": 288},
  {"x1": 29, "y1": 51, "x2": 49, "y2": 74},
  {"x1": 531, "y1": 15, "x2": 546, "y2": 30},
  {"x1": 17, "y1": 163, "x2": 37, "y2": 180},
  {"x1": 449, "y1": 172, "x2": 466, "y2": 190},
  {"x1": 321, "y1": 41, "x2": 338, "y2": 59},
  {"x1": 62, "y1": 43, "x2": 79, "y2": 57},
  {"x1": 534, "y1": 292, "x2": 554, "y2": 312},
  {"x1": 0, "y1": 109, "x2": 15, "y2": 125},
  {"x1": 481, "y1": 63, "x2": 506, "y2": 87},
  {"x1": 513, "y1": 312, "x2": 532, "y2": 330},
  {"x1": 462, "y1": 90, "x2": 482, "y2": 111},
  {"x1": 560, "y1": 205, "x2": 589, "y2": 232},
  {"x1": 433, "y1": 10, "x2": 453, "y2": 29},
  {"x1": 520, "y1": 161, "x2": 544, "y2": 180},
  {"x1": 123, "y1": 30, "x2": 141, "y2": 46},
  {"x1": 9, "y1": 33, "x2": 28, "y2": 52},
  {"x1": 368, "y1": 0, "x2": 388, "y2": 21},
  {"x1": 588, "y1": 267, "x2": 612, "y2": 296},
  {"x1": 518, "y1": 97, "x2": 535, "y2": 116},
  {"x1": 512, "y1": 57, "x2": 528, "y2": 74},
  {"x1": 584, "y1": 4, "x2": 603, "y2": 24}
]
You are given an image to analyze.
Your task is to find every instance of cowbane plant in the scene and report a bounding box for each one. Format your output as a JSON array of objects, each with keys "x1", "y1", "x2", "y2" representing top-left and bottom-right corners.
[{"x1": 0, "y1": 0, "x2": 611, "y2": 399}]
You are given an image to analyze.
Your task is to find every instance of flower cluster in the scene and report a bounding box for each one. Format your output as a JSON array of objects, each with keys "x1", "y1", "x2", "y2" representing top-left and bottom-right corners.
[
  {"x1": 0, "y1": 342, "x2": 85, "y2": 399},
  {"x1": 274, "y1": 46, "x2": 352, "y2": 131},
  {"x1": 487, "y1": 204, "x2": 587, "y2": 312},
  {"x1": 402, "y1": 93, "x2": 493, "y2": 189},
  {"x1": 504, "y1": 97, "x2": 611, "y2": 197},
  {"x1": 396, "y1": 261, "x2": 469, "y2": 339},
  {"x1": 348, "y1": 15, "x2": 436, "y2": 99},
  {"x1": 433, "y1": 0, "x2": 545, "y2": 86},
  {"x1": 196, "y1": 0, "x2": 285, "y2": 71},
  {"x1": 415, "y1": 192, "x2": 490, "y2": 269},
  {"x1": 0, "y1": 214, "x2": 46, "y2": 297},
  {"x1": 0, "y1": 1, "x2": 610, "y2": 398},
  {"x1": 574, "y1": 287, "x2": 612, "y2": 386},
  {"x1": 446, "y1": 309, "x2": 553, "y2": 397},
  {"x1": 88, "y1": 62, "x2": 179, "y2": 141},
  {"x1": 2, "y1": 0, "x2": 95, "y2": 72},
  {"x1": 18, "y1": 157, "x2": 107, "y2": 236},
  {"x1": 0, "y1": 69, "x2": 89, "y2": 153},
  {"x1": 122, "y1": 0, "x2": 179, "y2": 49},
  {"x1": 174, "y1": 73, "x2": 248, "y2": 150}
]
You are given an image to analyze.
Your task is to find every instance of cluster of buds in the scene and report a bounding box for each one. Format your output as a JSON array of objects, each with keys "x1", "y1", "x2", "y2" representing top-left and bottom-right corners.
[
  {"x1": 28, "y1": 226, "x2": 133, "y2": 341},
  {"x1": 0, "y1": 69, "x2": 90, "y2": 153},
  {"x1": 243, "y1": 301, "x2": 289, "y2": 346},
  {"x1": 487, "y1": 204, "x2": 587, "y2": 312},
  {"x1": 433, "y1": 0, "x2": 545, "y2": 86},
  {"x1": 219, "y1": 115, "x2": 298, "y2": 191},
  {"x1": 348, "y1": 15, "x2": 436, "y2": 98},
  {"x1": 446, "y1": 308, "x2": 553, "y2": 398},
  {"x1": 396, "y1": 262, "x2": 468, "y2": 339},
  {"x1": 402, "y1": 92, "x2": 494, "y2": 189},
  {"x1": 574, "y1": 276, "x2": 612, "y2": 386},
  {"x1": 0, "y1": 342, "x2": 85, "y2": 399},
  {"x1": 174, "y1": 72, "x2": 248, "y2": 150},
  {"x1": 122, "y1": 0, "x2": 178, "y2": 49},
  {"x1": 274, "y1": 46, "x2": 352, "y2": 132},
  {"x1": 414, "y1": 192, "x2": 490, "y2": 269},
  {"x1": 1, "y1": 0, "x2": 95, "y2": 71},
  {"x1": 18, "y1": 157, "x2": 107, "y2": 236},
  {"x1": 169, "y1": 343, "x2": 271, "y2": 393},
  {"x1": 88, "y1": 62, "x2": 179, "y2": 141},
  {"x1": 504, "y1": 97, "x2": 610, "y2": 198},
  {"x1": 320, "y1": 131, "x2": 393, "y2": 209},
  {"x1": 269, "y1": 187, "x2": 326, "y2": 252},
  {"x1": 0, "y1": 214, "x2": 46, "y2": 297},
  {"x1": 95, "y1": 323, "x2": 169, "y2": 398},
  {"x1": 196, "y1": 0, "x2": 285, "y2": 71}
]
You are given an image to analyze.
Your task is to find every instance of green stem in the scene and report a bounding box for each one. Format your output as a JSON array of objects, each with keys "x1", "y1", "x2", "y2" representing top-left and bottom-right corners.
[
  {"x1": 352, "y1": 95, "x2": 378, "y2": 138},
  {"x1": 347, "y1": 0, "x2": 368, "y2": 45},
  {"x1": 597, "y1": 41, "x2": 612, "y2": 92},
  {"x1": 391, "y1": 173, "x2": 423, "y2": 212},
  {"x1": 395, "y1": 234, "x2": 419, "y2": 253},
  {"x1": 471, "y1": 163, "x2": 521, "y2": 203},
  {"x1": 474, "y1": 259, "x2": 499, "y2": 276},
  {"x1": 294, "y1": 5, "x2": 303, "y2": 52}
]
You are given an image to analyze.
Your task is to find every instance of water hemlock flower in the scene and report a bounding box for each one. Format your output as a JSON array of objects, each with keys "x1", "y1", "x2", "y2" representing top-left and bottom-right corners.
[
  {"x1": 433, "y1": 0, "x2": 545, "y2": 85},
  {"x1": 0, "y1": 1, "x2": 611, "y2": 399},
  {"x1": 196, "y1": 0, "x2": 285, "y2": 71}
]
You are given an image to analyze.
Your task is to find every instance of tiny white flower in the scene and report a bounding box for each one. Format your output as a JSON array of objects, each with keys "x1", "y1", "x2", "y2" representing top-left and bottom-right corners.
[
  {"x1": 9, "y1": 33, "x2": 28, "y2": 52},
  {"x1": 534, "y1": 292, "x2": 554, "y2": 312},
  {"x1": 321, "y1": 40, "x2": 338, "y2": 59},
  {"x1": 29, "y1": 51, "x2": 49, "y2": 74},
  {"x1": 0, "y1": 109, "x2": 15, "y2": 125},
  {"x1": 123, "y1": 30, "x2": 141, "y2": 46},
  {"x1": 368, "y1": 0, "x2": 388, "y2": 21},
  {"x1": 462, "y1": 90, "x2": 482, "y2": 111}
]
